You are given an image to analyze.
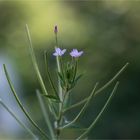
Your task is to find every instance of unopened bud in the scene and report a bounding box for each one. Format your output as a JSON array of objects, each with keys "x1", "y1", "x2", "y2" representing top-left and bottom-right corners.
[{"x1": 54, "y1": 25, "x2": 58, "y2": 34}]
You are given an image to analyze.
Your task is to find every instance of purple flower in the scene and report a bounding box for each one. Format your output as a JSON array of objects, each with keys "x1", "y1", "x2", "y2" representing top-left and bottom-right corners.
[
  {"x1": 54, "y1": 25, "x2": 58, "y2": 34},
  {"x1": 70, "y1": 49, "x2": 83, "y2": 58},
  {"x1": 53, "y1": 47, "x2": 66, "y2": 56}
]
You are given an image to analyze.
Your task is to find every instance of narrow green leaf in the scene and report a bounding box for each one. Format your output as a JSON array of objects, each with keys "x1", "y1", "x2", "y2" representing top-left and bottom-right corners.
[
  {"x1": 36, "y1": 90, "x2": 55, "y2": 139},
  {"x1": 43, "y1": 95, "x2": 58, "y2": 99},
  {"x1": 75, "y1": 73, "x2": 83, "y2": 83},
  {"x1": 42, "y1": 94, "x2": 61, "y2": 102},
  {"x1": 44, "y1": 51, "x2": 59, "y2": 99},
  {"x1": 57, "y1": 72, "x2": 65, "y2": 84},
  {"x1": 61, "y1": 83, "x2": 98, "y2": 129},
  {"x1": 72, "y1": 59, "x2": 78, "y2": 82},
  {"x1": 25, "y1": 24, "x2": 48, "y2": 96},
  {"x1": 64, "y1": 63, "x2": 129, "y2": 114},
  {"x1": 76, "y1": 82, "x2": 119, "y2": 140},
  {"x1": 0, "y1": 98, "x2": 38, "y2": 140},
  {"x1": 3, "y1": 64, "x2": 50, "y2": 140},
  {"x1": 25, "y1": 24, "x2": 56, "y2": 117}
]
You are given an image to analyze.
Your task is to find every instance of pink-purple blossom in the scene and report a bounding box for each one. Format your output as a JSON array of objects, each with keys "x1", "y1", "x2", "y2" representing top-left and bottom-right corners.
[
  {"x1": 70, "y1": 49, "x2": 83, "y2": 58},
  {"x1": 53, "y1": 47, "x2": 66, "y2": 56}
]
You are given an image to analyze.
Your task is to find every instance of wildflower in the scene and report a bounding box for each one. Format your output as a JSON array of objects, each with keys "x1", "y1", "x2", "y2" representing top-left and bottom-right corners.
[
  {"x1": 54, "y1": 25, "x2": 58, "y2": 34},
  {"x1": 53, "y1": 47, "x2": 66, "y2": 56},
  {"x1": 70, "y1": 49, "x2": 83, "y2": 58}
]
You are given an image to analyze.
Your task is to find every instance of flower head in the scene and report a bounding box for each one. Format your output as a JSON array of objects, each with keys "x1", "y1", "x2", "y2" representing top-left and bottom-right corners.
[
  {"x1": 54, "y1": 25, "x2": 58, "y2": 34},
  {"x1": 70, "y1": 49, "x2": 83, "y2": 58},
  {"x1": 53, "y1": 47, "x2": 66, "y2": 56}
]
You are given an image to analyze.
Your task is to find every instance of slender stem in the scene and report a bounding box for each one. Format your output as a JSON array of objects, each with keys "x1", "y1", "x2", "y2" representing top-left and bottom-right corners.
[
  {"x1": 56, "y1": 55, "x2": 63, "y2": 102},
  {"x1": 36, "y1": 90, "x2": 55, "y2": 139},
  {"x1": 64, "y1": 62, "x2": 129, "y2": 114},
  {"x1": 55, "y1": 33, "x2": 58, "y2": 47},
  {"x1": 0, "y1": 98, "x2": 38, "y2": 140},
  {"x1": 56, "y1": 90, "x2": 68, "y2": 139},
  {"x1": 3, "y1": 64, "x2": 50, "y2": 140},
  {"x1": 54, "y1": 28, "x2": 63, "y2": 101},
  {"x1": 61, "y1": 83, "x2": 98, "y2": 129},
  {"x1": 76, "y1": 82, "x2": 119, "y2": 140},
  {"x1": 55, "y1": 38, "x2": 63, "y2": 134}
]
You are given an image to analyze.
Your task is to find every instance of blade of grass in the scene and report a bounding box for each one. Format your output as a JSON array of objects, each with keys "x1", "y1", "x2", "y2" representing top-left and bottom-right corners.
[
  {"x1": 3, "y1": 64, "x2": 50, "y2": 140},
  {"x1": 25, "y1": 24, "x2": 57, "y2": 117},
  {"x1": 36, "y1": 90, "x2": 55, "y2": 139},
  {"x1": 76, "y1": 82, "x2": 119, "y2": 140},
  {"x1": 0, "y1": 98, "x2": 38, "y2": 140},
  {"x1": 61, "y1": 83, "x2": 98, "y2": 129},
  {"x1": 64, "y1": 63, "x2": 129, "y2": 114}
]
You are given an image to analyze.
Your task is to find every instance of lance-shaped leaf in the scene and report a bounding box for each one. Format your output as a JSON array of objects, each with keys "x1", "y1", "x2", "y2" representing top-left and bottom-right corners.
[
  {"x1": 25, "y1": 24, "x2": 48, "y2": 97},
  {"x1": 42, "y1": 94, "x2": 61, "y2": 103},
  {"x1": 64, "y1": 63, "x2": 129, "y2": 114},
  {"x1": 72, "y1": 59, "x2": 78, "y2": 82},
  {"x1": 44, "y1": 51, "x2": 59, "y2": 99},
  {"x1": 25, "y1": 24, "x2": 56, "y2": 116},
  {"x1": 3, "y1": 64, "x2": 50, "y2": 140},
  {"x1": 75, "y1": 74, "x2": 83, "y2": 83},
  {"x1": 0, "y1": 98, "x2": 38, "y2": 140},
  {"x1": 61, "y1": 82, "x2": 98, "y2": 129},
  {"x1": 36, "y1": 90, "x2": 55, "y2": 139},
  {"x1": 76, "y1": 82, "x2": 119, "y2": 140}
]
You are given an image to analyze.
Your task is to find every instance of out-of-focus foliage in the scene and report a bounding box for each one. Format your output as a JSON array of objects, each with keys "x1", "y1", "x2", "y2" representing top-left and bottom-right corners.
[{"x1": 0, "y1": 0, "x2": 140, "y2": 139}]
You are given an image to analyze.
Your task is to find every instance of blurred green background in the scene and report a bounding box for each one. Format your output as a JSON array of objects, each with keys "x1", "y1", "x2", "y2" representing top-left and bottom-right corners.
[{"x1": 0, "y1": 0, "x2": 140, "y2": 139}]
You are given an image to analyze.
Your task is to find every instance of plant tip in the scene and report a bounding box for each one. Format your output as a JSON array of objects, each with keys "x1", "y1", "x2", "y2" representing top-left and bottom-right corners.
[{"x1": 54, "y1": 25, "x2": 58, "y2": 34}]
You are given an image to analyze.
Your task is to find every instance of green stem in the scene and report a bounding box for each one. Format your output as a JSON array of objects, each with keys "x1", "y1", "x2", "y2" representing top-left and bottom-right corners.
[
  {"x1": 76, "y1": 82, "x2": 119, "y2": 140},
  {"x1": 3, "y1": 64, "x2": 50, "y2": 140},
  {"x1": 56, "y1": 55, "x2": 63, "y2": 102},
  {"x1": 55, "y1": 33, "x2": 58, "y2": 47},
  {"x1": 56, "y1": 90, "x2": 68, "y2": 139},
  {"x1": 0, "y1": 98, "x2": 38, "y2": 140}
]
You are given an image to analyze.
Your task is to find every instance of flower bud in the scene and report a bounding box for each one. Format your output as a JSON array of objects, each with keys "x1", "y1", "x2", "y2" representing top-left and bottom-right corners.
[{"x1": 54, "y1": 25, "x2": 58, "y2": 34}]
